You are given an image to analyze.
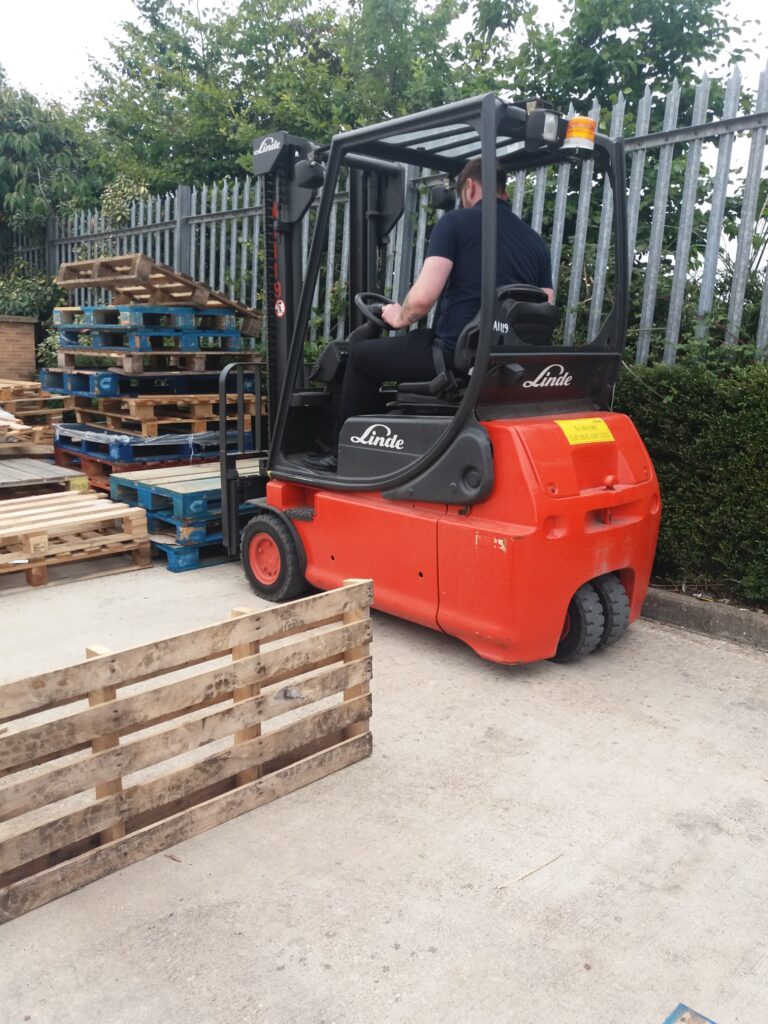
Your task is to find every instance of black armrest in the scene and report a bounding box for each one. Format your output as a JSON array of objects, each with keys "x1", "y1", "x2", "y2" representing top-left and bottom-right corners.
[{"x1": 398, "y1": 371, "x2": 449, "y2": 396}]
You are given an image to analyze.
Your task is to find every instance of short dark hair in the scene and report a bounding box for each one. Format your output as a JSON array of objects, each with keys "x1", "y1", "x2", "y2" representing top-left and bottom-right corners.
[{"x1": 455, "y1": 158, "x2": 508, "y2": 198}]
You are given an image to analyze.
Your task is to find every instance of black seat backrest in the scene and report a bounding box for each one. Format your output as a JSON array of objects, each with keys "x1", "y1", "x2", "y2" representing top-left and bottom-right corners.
[{"x1": 453, "y1": 285, "x2": 559, "y2": 374}]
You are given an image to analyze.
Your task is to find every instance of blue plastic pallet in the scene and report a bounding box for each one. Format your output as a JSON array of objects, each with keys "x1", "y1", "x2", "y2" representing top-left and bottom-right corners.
[
  {"x1": 151, "y1": 537, "x2": 231, "y2": 572},
  {"x1": 41, "y1": 367, "x2": 258, "y2": 399},
  {"x1": 56, "y1": 423, "x2": 197, "y2": 462},
  {"x1": 53, "y1": 305, "x2": 239, "y2": 331},
  {"x1": 41, "y1": 368, "x2": 122, "y2": 397},
  {"x1": 58, "y1": 326, "x2": 250, "y2": 353},
  {"x1": 116, "y1": 305, "x2": 237, "y2": 332},
  {"x1": 110, "y1": 474, "x2": 223, "y2": 519}
]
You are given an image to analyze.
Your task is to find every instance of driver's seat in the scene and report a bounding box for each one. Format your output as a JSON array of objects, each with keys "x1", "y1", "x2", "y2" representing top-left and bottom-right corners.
[{"x1": 390, "y1": 284, "x2": 558, "y2": 413}]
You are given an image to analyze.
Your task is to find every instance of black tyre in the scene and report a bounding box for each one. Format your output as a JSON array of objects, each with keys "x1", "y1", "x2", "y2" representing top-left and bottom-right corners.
[
  {"x1": 241, "y1": 515, "x2": 308, "y2": 602},
  {"x1": 592, "y1": 573, "x2": 630, "y2": 648},
  {"x1": 551, "y1": 582, "x2": 605, "y2": 663}
]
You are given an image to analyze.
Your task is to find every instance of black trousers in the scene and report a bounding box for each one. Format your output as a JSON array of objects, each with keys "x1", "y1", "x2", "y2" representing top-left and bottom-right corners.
[{"x1": 338, "y1": 329, "x2": 441, "y2": 429}]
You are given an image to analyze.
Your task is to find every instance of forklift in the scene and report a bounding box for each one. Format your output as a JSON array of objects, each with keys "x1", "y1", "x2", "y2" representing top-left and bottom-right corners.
[{"x1": 218, "y1": 93, "x2": 661, "y2": 665}]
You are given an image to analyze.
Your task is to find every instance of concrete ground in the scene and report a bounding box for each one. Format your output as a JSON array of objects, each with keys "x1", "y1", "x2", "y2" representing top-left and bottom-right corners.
[{"x1": 1, "y1": 562, "x2": 767, "y2": 1024}]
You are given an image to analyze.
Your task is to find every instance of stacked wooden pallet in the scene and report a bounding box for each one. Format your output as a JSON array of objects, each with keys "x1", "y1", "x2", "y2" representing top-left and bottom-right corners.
[
  {"x1": 0, "y1": 379, "x2": 73, "y2": 453},
  {"x1": 43, "y1": 256, "x2": 262, "y2": 490},
  {"x1": 0, "y1": 491, "x2": 151, "y2": 587},
  {"x1": 110, "y1": 460, "x2": 263, "y2": 571}
]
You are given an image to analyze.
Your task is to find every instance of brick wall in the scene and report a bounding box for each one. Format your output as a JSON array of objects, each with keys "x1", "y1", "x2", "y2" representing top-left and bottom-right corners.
[{"x1": 0, "y1": 316, "x2": 37, "y2": 381}]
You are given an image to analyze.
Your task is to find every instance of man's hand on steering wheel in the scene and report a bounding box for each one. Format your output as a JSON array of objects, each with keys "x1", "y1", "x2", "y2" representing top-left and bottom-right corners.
[{"x1": 381, "y1": 303, "x2": 406, "y2": 330}]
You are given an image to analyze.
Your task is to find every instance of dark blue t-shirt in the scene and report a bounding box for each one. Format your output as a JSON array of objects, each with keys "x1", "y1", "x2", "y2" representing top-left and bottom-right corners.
[{"x1": 426, "y1": 199, "x2": 552, "y2": 352}]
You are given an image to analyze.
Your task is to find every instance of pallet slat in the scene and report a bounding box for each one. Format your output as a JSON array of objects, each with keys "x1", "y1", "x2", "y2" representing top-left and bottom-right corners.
[
  {"x1": 0, "y1": 580, "x2": 373, "y2": 721},
  {"x1": 0, "y1": 735, "x2": 371, "y2": 924}
]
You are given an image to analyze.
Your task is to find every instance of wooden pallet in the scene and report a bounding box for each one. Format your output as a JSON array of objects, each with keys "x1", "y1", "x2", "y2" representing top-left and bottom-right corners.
[
  {"x1": 73, "y1": 405, "x2": 254, "y2": 438},
  {"x1": 74, "y1": 393, "x2": 257, "y2": 422},
  {"x1": 54, "y1": 448, "x2": 216, "y2": 493},
  {"x1": 0, "y1": 491, "x2": 151, "y2": 587},
  {"x1": 0, "y1": 580, "x2": 373, "y2": 922},
  {"x1": 1, "y1": 394, "x2": 74, "y2": 444},
  {"x1": 57, "y1": 346, "x2": 262, "y2": 375},
  {"x1": 54, "y1": 255, "x2": 260, "y2": 336},
  {"x1": 0, "y1": 442, "x2": 54, "y2": 459},
  {"x1": 0, "y1": 458, "x2": 88, "y2": 498},
  {"x1": 0, "y1": 379, "x2": 42, "y2": 403}
]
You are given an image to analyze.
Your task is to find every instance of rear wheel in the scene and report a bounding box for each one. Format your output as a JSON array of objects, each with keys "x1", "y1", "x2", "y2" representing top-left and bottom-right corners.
[
  {"x1": 551, "y1": 582, "x2": 605, "y2": 663},
  {"x1": 593, "y1": 573, "x2": 630, "y2": 648},
  {"x1": 241, "y1": 516, "x2": 307, "y2": 602}
]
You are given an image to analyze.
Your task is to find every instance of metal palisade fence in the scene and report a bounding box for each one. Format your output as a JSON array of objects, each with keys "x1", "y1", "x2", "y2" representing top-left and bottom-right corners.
[{"x1": 12, "y1": 65, "x2": 768, "y2": 364}]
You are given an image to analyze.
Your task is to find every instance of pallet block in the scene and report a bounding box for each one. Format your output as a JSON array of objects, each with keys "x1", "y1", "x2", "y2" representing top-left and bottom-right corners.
[{"x1": 0, "y1": 580, "x2": 374, "y2": 922}]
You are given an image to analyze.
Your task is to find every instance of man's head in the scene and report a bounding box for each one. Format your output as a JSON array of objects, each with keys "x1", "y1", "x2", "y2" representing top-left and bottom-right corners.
[{"x1": 455, "y1": 159, "x2": 508, "y2": 208}]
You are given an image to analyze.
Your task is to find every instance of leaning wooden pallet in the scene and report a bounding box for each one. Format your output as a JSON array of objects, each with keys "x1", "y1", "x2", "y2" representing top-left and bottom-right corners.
[
  {"x1": 0, "y1": 491, "x2": 151, "y2": 587},
  {"x1": 55, "y1": 254, "x2": 260, "y2": 336},
  {"x1": 0, "y1": 580, "x2": 373, "y2": 922}
]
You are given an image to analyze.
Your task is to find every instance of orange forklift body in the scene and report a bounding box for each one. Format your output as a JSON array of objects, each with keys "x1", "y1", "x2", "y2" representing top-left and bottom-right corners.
[{"x1": 264, "y1": 410, "x2": 660, "y2": 664}]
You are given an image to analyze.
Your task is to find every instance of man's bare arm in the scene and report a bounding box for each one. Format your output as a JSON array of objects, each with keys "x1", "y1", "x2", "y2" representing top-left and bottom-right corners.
[{"x1": 381, "y1": 256, "x2": 453, "y2": 330}]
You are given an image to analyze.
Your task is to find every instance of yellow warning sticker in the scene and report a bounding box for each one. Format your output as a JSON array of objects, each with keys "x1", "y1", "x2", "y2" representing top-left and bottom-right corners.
[{"x1": 555, "y1": 417, "x2": 615, "y2": 445}]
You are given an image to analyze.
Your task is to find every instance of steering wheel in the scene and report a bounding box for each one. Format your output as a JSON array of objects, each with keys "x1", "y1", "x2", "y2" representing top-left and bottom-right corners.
[{"x1": 354, "y1": 291, "x2": 396, "y2": 330}]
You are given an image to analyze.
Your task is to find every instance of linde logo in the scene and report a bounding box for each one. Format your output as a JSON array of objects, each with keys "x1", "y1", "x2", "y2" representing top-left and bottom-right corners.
[
  {"x1": 255, "y1": 136, "x2": 281, "y2": 155},
  {"x1": 349, "y1": 423, "x2": 405, "y2": 450},
  {"x1": 522, "y1": 363, "x2": 574, "y2": 388}
]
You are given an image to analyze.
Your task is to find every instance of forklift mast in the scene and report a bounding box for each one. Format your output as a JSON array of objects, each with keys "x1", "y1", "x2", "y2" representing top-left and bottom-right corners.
[
  {"x1": 219, "y1": 132, "x2": 405, "y2": 555},
  {"x1": 251, "y1": 131, "x2": 319, "y2": 440}
]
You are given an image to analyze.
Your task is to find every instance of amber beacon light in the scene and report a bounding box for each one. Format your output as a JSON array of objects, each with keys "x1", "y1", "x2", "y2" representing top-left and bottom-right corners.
[{"x1": 562, "y1": 115, "x2": 596, "y2": 152}]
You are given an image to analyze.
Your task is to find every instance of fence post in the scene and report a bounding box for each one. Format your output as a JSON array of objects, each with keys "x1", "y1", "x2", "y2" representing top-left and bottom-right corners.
[
  {"x1": 174, "y1": 185, "x2": 192, "y2": 276},
  {"x1": 44, "y1": 216, "x2": 58, "y2": 278},
  {"x1": 694, "y1": 67, "x2": 742, "y2": 340}
]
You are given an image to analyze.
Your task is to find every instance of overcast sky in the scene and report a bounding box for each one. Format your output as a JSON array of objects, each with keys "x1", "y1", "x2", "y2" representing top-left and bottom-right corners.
[{"x1": 0, "y1": 0, "x2": 765, "y2": 109}]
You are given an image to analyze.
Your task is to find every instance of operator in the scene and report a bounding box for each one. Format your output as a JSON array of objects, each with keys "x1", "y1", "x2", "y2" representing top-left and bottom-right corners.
[{"x1": 305, "y1": 158, "x2": 554, "y2": 472}]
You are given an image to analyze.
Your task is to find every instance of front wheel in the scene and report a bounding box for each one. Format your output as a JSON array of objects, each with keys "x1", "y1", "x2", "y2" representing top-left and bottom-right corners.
[
  {"x1": 551, "y1": 582, "x2": 605, "y2": 663},
  {"x1": 241, "y1": 516, "x2": 308, "y2": 602}
]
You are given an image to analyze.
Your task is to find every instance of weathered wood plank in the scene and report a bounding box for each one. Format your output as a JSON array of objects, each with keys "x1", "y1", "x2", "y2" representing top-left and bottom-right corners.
[
  {"x1": 0, "y1": 734, "x2": 372, "y2": 923},
  {"x1": 0, "y1": 621, "x2": 370, "y2": 775},
  {"x1": 0, "y1": 580, "x2": 373, "y2": 720},
  {"x1": 0, "y1": 653, "x2": 371, "y2": 821},
  {"x1": 0, "y1": 695, "x2": 371, "y2": 876}
]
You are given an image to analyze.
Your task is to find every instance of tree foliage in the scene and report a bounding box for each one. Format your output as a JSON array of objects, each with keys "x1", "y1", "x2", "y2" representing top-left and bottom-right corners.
[
  {"x1": 77, "y1": 0, "x2": 747, "y2": 193},
  {"x1": 1, "y1": 0, "x2": 754, "y2": 239},
  {"x1": 0, "y1": 66, "x2": 101, "y2": 256}
]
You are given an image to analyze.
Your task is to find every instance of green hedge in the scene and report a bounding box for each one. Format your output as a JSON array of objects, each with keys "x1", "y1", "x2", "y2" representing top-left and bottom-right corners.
[{"x1": 613, "y1": 361, "x2": 768, "y2": 604}]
